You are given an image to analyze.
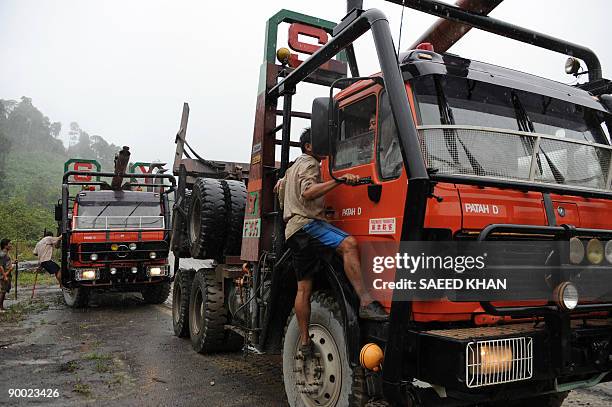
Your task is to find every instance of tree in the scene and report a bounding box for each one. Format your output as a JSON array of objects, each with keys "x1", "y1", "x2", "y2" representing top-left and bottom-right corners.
[{"x1": 50, "y1": 122, "x2": 61, "y2": 138}]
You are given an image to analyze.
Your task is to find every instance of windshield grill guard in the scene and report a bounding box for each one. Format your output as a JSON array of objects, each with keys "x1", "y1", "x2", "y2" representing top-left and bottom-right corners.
[
  {"x1": 73, "y1": 216, "x2": 165, "y2": 230},
  {"x1": 418, "y1": 125, "x2": 612, "y2": 193}
]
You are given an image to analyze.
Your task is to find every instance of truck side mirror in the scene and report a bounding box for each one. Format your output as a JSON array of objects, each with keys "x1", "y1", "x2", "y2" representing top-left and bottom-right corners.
[
  {"x1": 311, "y1": 97, "x2": 335, "y2": 157},
  {"x1": 54, "y1": 203, "x2": 62, "y2": 222}
]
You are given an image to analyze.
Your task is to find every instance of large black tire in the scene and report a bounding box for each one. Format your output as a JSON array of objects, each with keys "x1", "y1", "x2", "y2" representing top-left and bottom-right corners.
[
  {"x1": 283, "y1": 291, "x2": 366, "y2": 407},
  {"x1": 142, "y1": 282, "x2": 171, "y2": 304},
  {"x1": 188, "y1": 178, "x2": 227, "y2": 259},
  {"x1": 189, "y1": 268, "x2": 243, "y2": 353},
  {"x1": 172, "y1": 268, "x2": 195, "y2": 338},
  {"x1": 177, "y1": 190, "x2": 192, "y2": 258},
  {"x1": 63, "y1": 287, "x2": 90, "y2": 308},
  {"x1": 221, "y1": 180, "x2": 247, "y2": 256}
]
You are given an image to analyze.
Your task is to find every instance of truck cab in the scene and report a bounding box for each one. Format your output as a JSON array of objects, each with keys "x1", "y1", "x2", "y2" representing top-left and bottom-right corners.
[{"x1": 59, "y1": 154, "x2": 175, "y2": 307}]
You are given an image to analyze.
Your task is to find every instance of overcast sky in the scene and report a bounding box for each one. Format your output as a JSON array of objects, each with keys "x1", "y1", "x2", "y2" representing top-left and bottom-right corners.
[{"x1": 1, "y1": 0, "x2": 610, "y2": 167}]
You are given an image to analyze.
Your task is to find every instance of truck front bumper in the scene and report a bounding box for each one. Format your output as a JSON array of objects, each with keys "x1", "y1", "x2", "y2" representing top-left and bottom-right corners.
[{"x1": 387, "y1": 319, "x2": 612, "y2": 405}]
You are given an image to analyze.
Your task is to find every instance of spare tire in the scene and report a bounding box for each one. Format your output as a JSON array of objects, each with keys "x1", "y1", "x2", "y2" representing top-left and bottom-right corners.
[
  {"x1": 188, "y1": 178, "x2": 227, "y2": 259},
  {"x1": 221, "y1": 180, "x2": 246, "y2": 256}
]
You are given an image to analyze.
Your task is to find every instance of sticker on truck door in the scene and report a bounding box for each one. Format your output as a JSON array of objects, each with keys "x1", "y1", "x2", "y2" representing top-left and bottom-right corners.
[{"x1": 369, "y1": 218, "x2": 396, "y2": 235}]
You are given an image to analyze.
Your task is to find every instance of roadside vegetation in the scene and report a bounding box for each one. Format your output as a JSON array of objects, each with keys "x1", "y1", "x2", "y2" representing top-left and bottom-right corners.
[
  {"x1": 0, "y1": 298, "x2": 49, "y2": 323},
  {"x1": 16, "y1": 269, "x2": 57, "y2": 286},
  {"x1": 0, "y1": 97, "x2": 120, "y2": 248}
]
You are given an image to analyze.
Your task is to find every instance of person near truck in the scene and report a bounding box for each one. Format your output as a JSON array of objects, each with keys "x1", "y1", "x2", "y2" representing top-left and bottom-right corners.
[
  {"x1": 276, "y1": 127, "x2": 387, "y2": 357},
  {"x1": 33, "y1": 232, "x2": 62, "y2": 286},
  {"x1": 0, "y1": 238, "x2": 14, "y2": 312}
]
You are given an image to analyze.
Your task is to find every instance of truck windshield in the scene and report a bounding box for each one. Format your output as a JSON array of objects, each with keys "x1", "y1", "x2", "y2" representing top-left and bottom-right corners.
[
  {"x1": 75, "y1": 202, "x2": 163, "y2": 230},
  {"x1": 411, "y1": 75, "x2": 612, "y2": 190}
]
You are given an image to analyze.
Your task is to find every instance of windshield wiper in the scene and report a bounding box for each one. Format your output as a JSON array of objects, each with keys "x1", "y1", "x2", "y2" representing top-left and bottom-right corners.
[
  {"x1": 433, "y1": 76, "x2": 485, "y2": 175},
  {"x1": 92, "y1": 203, "x2": 111, "y2": 228},
  {"x1": 511, "y1": 92, "x2": 565, "y2": 184},
  {"x1": 124, "y1": 202, "x2": 143, "y2": 228}
]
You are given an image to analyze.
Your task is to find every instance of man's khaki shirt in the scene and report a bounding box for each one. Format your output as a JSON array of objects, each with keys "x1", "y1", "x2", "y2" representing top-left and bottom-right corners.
[
  {"x1": 278, "y1": 154, "x2": 326, "y2": 239},
  {"x1": 33, "y1": 236, "x2": 61, "y2": 263}
]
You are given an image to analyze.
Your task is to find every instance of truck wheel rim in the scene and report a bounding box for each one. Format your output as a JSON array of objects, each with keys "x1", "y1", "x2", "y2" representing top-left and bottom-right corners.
[
  {"x1": 63, "y1": 288, "x2": 76, "y2": 298},
  {"x1": 172, "y1": 284, "x2": 181, "y2": 323},
  {"x1": 191, "y1": 287, "x2": 203, "y2": 335},
  {"x1": 294, "y1": 324, "x2": 342, "y2": 407},
  {"x1": 190, "y1": 200, "x2": 201, "y2": 242}
]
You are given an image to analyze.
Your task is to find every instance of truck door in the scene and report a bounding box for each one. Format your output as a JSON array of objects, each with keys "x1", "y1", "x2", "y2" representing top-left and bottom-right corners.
[{"x1": 324, "y1": 89, "x2": 407, "y2": 243}]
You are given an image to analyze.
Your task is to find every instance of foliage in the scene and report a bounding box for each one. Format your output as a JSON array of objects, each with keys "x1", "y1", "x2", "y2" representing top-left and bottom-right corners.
[
  {"x1": 0, "y1": 97, "x2": 121, "y2": 244},
  {"x1": 0, "y1": 196, "x2": 56, "y2": 244}
]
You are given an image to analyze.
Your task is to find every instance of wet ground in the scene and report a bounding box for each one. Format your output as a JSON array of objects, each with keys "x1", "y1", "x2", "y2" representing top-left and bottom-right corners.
[
  {"x1": 1, "y1": 287, "x2": 611, "y2": 406},
  {"x1": 0, "y1": 288, "x2": 285, "y2": 406}
]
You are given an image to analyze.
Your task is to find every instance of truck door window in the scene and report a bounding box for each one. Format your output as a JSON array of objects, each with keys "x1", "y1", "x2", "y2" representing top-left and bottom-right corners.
[
  {"x1": 377, "y1": 91, "x2": 402, "y2": 179},
  {"x1": 334, "y1": 96, "x2": 376, "y2": 170}
]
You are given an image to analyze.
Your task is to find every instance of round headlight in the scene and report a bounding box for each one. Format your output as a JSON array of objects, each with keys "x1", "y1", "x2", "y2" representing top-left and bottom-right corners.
[
  {"x1": 90, "y1": 253, "x2": 98, "y2": 261},
  {"x1": 149, "y1": 251, "x2": 157, "y2": 259},
  {"x1": 605, "y1": 240, "x2": 612, "y2": 264},
  {"x1": 111, "y1": 244, "x2": 119, "y2": 251},
  {"x1": 131, "y1": 267, "x2": 138, "y2": 274},
  {"x1": 587, "y1": 238, "x2": 604, "y2": 265},
  {"x1": 554, "y1": 282, "x2": 579, "y2": 311},
  {"x1": 569, "y1": 237, "x2": 584, "y2": 264},
  {"x1": 110, "y1": 267, "x2": 117, "y2": 275},
  {"x1": 129, "y1": 243, "x2": 137, "y2": 251}
]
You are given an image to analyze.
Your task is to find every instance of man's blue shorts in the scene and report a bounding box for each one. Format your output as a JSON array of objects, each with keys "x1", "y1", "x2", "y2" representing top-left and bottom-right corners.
[
  {"x1": 287, "y1": 220, "x2": 349, "y2": 281},
  {"x1": 301, "y1": 220, "x2": 349, "y2": 249}
]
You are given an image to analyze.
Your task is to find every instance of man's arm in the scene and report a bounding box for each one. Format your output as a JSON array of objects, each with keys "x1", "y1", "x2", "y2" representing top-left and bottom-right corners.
[
  {"x1": 301, "y1": 174, "x2": 360, "y2": 201},
  {"x1": 52, "y1": 236, "x2": 62, "y2": 248},
  {"x1": 0, "y1": 265, "x2": 7, "y2": 281}
]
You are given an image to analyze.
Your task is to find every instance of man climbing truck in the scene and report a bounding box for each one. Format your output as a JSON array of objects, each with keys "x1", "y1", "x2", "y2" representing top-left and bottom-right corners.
[
  {"x1": 58, "y1": 147, "x2": 176, "y2": 307},
  {"x1": 170, "y1": 0, "x2": 612, "y2": 405}
]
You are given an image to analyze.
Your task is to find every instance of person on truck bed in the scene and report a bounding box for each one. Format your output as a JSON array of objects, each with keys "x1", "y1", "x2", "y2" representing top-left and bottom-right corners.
[
  {"x1": 0, "y1": 238, "x2": 14, "y2": 312},
  {"x1": 33, "y1": 232, "x2": 62, "y2": 286},
  {"x1": 276, "y1": 127, "x2": 388, "y2": 356}
]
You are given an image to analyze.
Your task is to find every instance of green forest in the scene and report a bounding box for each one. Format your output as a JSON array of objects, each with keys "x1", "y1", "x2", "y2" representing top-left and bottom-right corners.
[{"x1": 0, "y1": 96, "x2": 120, "y2": 247}]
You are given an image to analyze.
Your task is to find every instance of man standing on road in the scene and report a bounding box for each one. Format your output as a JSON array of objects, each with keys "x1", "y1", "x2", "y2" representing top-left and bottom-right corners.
[
  {"x1": 33, "y1": 232, "x2": 62, "y2": 286},
  {"x1": 276, "y1": 128, "x2": 387, "y2": 356},
  {"x1": 0, "y1": 238, "x2": 14, "y2": 312}
]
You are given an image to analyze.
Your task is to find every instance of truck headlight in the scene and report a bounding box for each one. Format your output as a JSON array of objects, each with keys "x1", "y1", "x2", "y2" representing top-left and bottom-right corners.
[
  {"x1": 569, "y1": 237, "x2": 584, "y2": 264},
  {"x1": 555, "y1": 281, "x2": 579, "y2": 311},
  {"x1": 147, "y1": 266, "x2": 167, "y2": 277},
  {"x1": 90, "y1": 253, "x2": 98, "y2": 261},
  {"x1": 76, "y1": 269, "x2": 98, "y2": 281},
  {"x1": 469, "y1": 344, "x2": 513, "y2": 375},
  {"x1": 129, "y1": 243, "x2": 137, "y2": 251},
  {"x1": 149, "y1": 251, "x2": 157, "y2": 259},
  {"x1": 586, "y1": 238, "x2": 604, "y2": 264}
]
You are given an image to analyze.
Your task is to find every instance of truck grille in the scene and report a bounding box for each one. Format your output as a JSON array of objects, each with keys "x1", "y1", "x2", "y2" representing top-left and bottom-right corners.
[{"x1": 466, "y1": 337, "x2": 533, "y2": 388}]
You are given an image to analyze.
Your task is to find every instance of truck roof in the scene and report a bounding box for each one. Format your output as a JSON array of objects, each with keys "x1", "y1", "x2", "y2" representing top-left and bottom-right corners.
[
  {"x1": 76, "y1": 190, "x2": 160, "y2": 204},
  {"x1": 400, "y1": 50, "x2": 608, "y2": 113}
]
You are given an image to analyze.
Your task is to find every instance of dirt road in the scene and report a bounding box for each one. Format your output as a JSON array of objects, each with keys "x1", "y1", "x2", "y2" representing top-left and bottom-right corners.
[
  {"x1": 0, "y1": 288, "x2": 285, "y2": 406},
  {"x1": 1, "y1": 288, "x2": 611, "y2": 406}
]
